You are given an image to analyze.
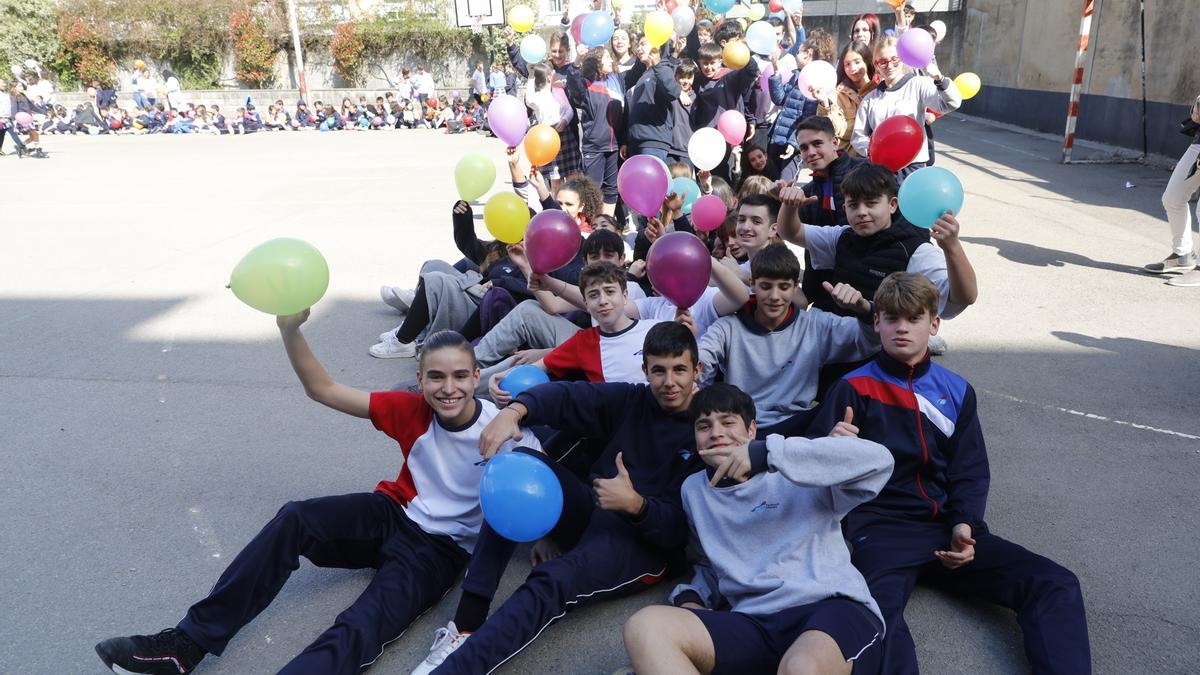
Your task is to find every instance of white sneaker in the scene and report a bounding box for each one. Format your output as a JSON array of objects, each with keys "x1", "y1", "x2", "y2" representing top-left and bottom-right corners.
[
  {"x1": 369, "y1": 332, "x2": 416, "y2": 358},
  {"x1": 379, "y1": 323, "x2": 402, "y2": 343},
  {"x1": 381, "y1": 286, "x2": 416, "y2": 313},
  {"x1": 410, "y1": 621, "x2": 471, "y2": 675}
]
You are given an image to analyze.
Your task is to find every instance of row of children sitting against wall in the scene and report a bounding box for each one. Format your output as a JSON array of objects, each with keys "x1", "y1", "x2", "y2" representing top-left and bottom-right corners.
[{"x1": 96, "y1": 265, "x2": 1092, "y2": 675}]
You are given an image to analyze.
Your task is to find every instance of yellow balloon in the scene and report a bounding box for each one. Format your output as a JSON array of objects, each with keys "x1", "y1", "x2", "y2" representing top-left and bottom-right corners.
[
  {"x1": 611, "y1": 0, "x2": 625, "y2": 8},
  {"x1": 748, "y1": 3, "x2": 765, "y2": 20},
  {"x1": 484, "y1": 192, "x2": 532, "y2": 244},
  {"x1": 644, "y1": 10, "x2": 674, "y2": 47},
  {"x1": 955, "y1": 72, "x2": 982, "y2": 100},
  {"x1": 723, "y1": 41, "x2": 750, "y2": 69},
  {"x1": 508, "y1": 5, "x2": 535, "y2": 33}
]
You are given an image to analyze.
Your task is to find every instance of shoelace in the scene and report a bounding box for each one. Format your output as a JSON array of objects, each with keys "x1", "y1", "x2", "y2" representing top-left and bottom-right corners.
[
  {"x1": 147, "y1": 628, "x2": 184, "y2": 649},
  {"x1": 425, "y1": 628, "x2": 460, "y2": 663}
]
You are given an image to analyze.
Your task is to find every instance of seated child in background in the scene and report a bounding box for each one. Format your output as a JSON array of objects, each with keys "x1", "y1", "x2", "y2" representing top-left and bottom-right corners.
[
  {"x1": 623, "y1": 383, "x2": 892, "y2": 675},
  {"x1": 807, "y1": 272, "x2": 1091, "y2": 674}
]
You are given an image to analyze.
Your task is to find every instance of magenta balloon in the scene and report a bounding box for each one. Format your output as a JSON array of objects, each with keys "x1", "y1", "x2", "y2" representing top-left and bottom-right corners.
[
  {"x1": 691, "y1": 194, "x2": 727, "y2": 232},
  {"x1": 618, "y1": 155, "x2": 670, "y2": 217},
  {"x1": 647, "y1": 232, "x2": 713, "y2": 308},
  {"x1": 525, "y1": 209, "x2": 582, "y2": 274},
  {"x1": 488, "y1": 94, "x2": 530, "y2": 147},
  {"x1": 897, "y1": 29, "x2": 935, "y2": 69},
  {"x1": 570, "y1": 14, "x2": 586, "y2": 44}
]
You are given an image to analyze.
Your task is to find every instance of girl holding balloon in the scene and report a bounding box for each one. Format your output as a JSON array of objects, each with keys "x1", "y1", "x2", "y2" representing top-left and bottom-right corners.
[
  {"x1": 851, "y1": 35, "x2": 961, "y2": 179},
  {"x1": 830, "y1": 41, "x2": 877, "y2": 154},
  {"x1": 503, "y1": 29, "x2": 586, "y2": 180}
]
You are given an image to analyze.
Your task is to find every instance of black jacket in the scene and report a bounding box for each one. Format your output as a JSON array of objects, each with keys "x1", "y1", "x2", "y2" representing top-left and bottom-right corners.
[{"x1": 625, "y1": 52, "x2": 682, "y2": 151}]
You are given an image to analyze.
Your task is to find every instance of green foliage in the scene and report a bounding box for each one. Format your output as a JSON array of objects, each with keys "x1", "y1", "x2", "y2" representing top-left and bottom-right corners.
[
  {"x1": 56, "y1": 17, "x2": 114, "y2": 87},
  {"x1": 0, "y1": 0, "x2": 59, "y2": 73},
  {"x1": 330, "y1": 22, "x2": 365, "y2": 85},
  {"x1": 232, "y1": 10, "x2": 275, "y2": 87}
]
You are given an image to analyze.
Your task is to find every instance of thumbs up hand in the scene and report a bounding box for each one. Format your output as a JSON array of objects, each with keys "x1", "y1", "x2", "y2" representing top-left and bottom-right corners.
[
  {"x1": 593, "y1": 452, "x2": 646, "y2": 515},
  {"x1": 829, "y1": 407, "x2": 859, "y2": 438}
]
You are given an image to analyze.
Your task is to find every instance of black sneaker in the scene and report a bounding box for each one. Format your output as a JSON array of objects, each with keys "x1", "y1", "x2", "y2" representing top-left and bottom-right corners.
[{"x1": 95, "y1": 628, "x2": 206, "y2": 674}]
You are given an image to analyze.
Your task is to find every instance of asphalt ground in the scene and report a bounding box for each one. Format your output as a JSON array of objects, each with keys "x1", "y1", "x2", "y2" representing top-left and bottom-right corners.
[{"x1": 1, "y1": 117, "x2": 1197, "y2": 674}]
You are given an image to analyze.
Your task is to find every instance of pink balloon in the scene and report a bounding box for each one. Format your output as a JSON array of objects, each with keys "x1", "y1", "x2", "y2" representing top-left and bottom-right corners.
[
  {"x1": 570, "y1": 14, "x2": 586, "y2": 44},
  {"x1": 618, "y1": 155, "x2": 670, "y2": 217},
  {"x1": 14, "y1": 112, "x2": 33, "y2": 127},
  {"x1": 525, "y1": 210, "x2": 582, "y2": 275},
  {"x1": 797, "y1": 60, "x2": 837, "y2": 97},
  {"x1": 487, "y1": 94, "x2": 530, "y2": 148},
  {"x1": 758, "y1": 62, "x2": 773, "y2": 93},
  {"x1": 897, "y1": 29, "x2": 935, "y2": 69},
  {"x1": 691, "y1": 194, "x2": 727, "y2": 232},
  {"x1": 717, "y1": 110, "x2": 746, "y2": 145},
  {"x1": 647, "y1": 232, "x2": 713, "y2": 309}
]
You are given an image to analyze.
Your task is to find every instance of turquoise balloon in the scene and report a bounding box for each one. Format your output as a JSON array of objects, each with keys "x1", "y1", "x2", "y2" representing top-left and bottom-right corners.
[
  {"x1": 670, "y1": 176, "x2": 701, "y2": 215},
  {"x1": 898, "y1": 167, "x2": 964, "y2": 229},
  {"x1": 229, "y1": 238, "x2": 330, "y2": 315},
  {"x1": 706, "y1": 0, "x2": 737, "y2": 14}
]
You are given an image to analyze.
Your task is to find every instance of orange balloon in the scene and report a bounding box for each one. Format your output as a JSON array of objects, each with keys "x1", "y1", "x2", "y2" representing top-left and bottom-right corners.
[
  {"x1": 885, "y1": 0, "x2": 905, "y2": 7},
  {"x1": 524, "y1": 124, "x2": 561, "y2": 167}
]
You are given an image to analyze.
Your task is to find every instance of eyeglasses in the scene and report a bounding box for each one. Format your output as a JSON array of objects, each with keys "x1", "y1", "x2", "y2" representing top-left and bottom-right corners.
[{"x1": 874, "y1": 56, "x2": 901, "y2": 68}]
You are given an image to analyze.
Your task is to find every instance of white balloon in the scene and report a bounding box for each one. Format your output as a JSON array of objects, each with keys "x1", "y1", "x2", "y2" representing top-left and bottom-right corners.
[
  {"x1": 671, "y1": 7, "x2": 695, "y2": 37},
  {"x1": 797, "y1": 60, "x2": 837, "y2": 97},
  {"x1": 10, "y1": 64, "x2": 22, "y2": 76},
  {"x1": 783, "y1": 0, "x2": 804, "y2": 12},
  {"x1": 745, "y1": 21, "x2": 777, "y2": 56},
  {"x1": 725, "y1": 4, "x2": 749, "y2": 19},
  {"x1": 930, "y1": 20, "x2": 947, "y2": 43},
  {"x1": 688, "y1": 127, "x2": 728, "y2": 171}
]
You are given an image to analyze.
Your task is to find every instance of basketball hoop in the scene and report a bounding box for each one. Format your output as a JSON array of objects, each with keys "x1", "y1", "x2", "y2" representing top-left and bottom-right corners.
[{"x1": 470, "y1": 14, "x2": 486, "y2": 33}]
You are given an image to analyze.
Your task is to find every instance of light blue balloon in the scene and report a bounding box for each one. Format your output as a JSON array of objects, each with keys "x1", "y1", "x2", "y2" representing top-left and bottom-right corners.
[
  {"x1": 520, "y1": 34, "x2": 547, "y2": 64},
  {"x1": 898, "y1": 167, "x2": 964, "y2": 229},
  {"x1": 581, "y1": 11, "x2": 615, "y2": 47},
  {"x1": 745, "y1": 21, "x2": 778, "y2": 56},
  {"x1": 500, "y1": 364, "x2": 550, "y2": 398},
  {"x1": 480, "y1": 452, "x2": 564, "y2": 542},
  {"x1": 706, "y1": 0, "x2": 737, "y2": 14},
  {"x1": 670, "y1": 176, "x2": 702, "y2": 215}
]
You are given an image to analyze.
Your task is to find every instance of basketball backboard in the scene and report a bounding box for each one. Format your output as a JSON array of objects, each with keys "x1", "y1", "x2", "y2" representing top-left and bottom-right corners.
[{"x1": 454, "y1": 0, "x2": 505, "y2": 28}]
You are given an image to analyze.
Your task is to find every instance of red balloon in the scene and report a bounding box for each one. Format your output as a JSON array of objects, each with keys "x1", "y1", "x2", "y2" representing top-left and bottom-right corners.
[
  {"x1": 868, "y1": 116, "x2": 926, "y2": 172},
  {"x1": 647, "y1": 232, "x2": 712, "y2": 309},
  {"x1": 768, "y1": 0, "x2": 784, "y2": 11},
  {"x1": 525, "y1": 210, "x2": 581, "y2": 275},
  {"x1": 570, "y1": 14, "x2": 586, "y2": 44},
  {"x1": 662, "y1": 0, "x2": 679, "y2": 12}
]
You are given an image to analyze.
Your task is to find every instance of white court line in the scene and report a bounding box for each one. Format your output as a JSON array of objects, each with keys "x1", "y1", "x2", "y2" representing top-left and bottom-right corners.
[{"x1": 980, "y1": 389, "x2": 1200, "y2": 442}]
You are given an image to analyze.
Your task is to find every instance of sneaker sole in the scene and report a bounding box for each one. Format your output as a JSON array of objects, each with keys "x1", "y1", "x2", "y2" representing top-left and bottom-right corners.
[
  {"x1": 1166, "y1": 279, "x2": 1200, "y2": 287},
  {"x1": 369, "y1": 349, "x2": 415, "y2": 359},
  {"x1": 1144, "y1": 264, "x2": 1194, "y2": 275}
]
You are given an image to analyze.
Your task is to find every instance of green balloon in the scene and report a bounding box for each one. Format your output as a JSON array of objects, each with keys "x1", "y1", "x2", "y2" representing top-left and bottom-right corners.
[
  {"x1": 455, "y1": 152, "x2": 497, "y2": 202},
  {"x1": 229, "y1": 238, "x2": 330, "y2": 315}
]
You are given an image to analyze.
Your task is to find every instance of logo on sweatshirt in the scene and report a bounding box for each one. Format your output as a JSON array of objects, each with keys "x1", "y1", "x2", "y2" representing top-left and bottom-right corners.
[
  {"x1": 751, "y1": 500, "x2": 779, "y2": 513},
  {"x1": 677, "y1": 448, "x2": 692, "y2": 461}
]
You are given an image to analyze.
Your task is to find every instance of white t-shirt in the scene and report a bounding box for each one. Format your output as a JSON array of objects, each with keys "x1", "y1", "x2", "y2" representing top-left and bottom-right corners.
[
  {"x1": 803, "y1": 224, "x2": 965, "y2": 319},
  {"x1": 369, "y1": 393, "x2": 541, "y2": 553},
  {"x1": 544, "y1": 318, "x2": 662, "y2": 384},
  {"x1": 635, "y1": 286, "x2": 722, "y2": 337}
]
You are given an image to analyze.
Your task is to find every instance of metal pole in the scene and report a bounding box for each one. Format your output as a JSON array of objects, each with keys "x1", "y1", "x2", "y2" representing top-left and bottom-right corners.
[
  {"x1": 286, "y1": 0, "x2": 310, "y2": 105},
  {"x1": 1061, "y1": 0, "x2": 1095, "y2": 164},
  {"x1": 1139, "y1": 0, "x2": 1148, "y2": 158}
]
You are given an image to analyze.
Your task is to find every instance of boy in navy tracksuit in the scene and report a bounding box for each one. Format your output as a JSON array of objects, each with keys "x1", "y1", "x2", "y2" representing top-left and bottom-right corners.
[
  {"x1": 685, "y1": 25, "x2": 759, "y2": 181},
  {"x1": 623, "y1": 39, "x2": 681, "y2": 162},
  {"x1": 566, "y1": 51, "x2": 645, "y2": 211},
  {"x1": 808, "y1": 272, "x2": 1092, "y2": 674},
  {"x1": 413, "y1": 322, "x2": 705, "y2": 674}
]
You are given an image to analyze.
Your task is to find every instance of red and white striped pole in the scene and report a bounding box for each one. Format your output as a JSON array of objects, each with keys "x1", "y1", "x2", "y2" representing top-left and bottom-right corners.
[{"x1": 1061, "y1": 0, "x2": 1095, "y2": 163}]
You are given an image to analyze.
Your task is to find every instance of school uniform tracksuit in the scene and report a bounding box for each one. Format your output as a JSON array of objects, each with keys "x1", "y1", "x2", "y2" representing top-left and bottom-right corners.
[
  {"x1": 435, "y1": 382, "x2": 702, "y2": 674},
  {"x1": 809, "y1": 352, "x2": 1092, "y2": 674},
  {"x1": 567, "y1": 66, "x2": 645, "y2": 205},
  {"x1": 624, "y1": 54, "x2": 682, "y2": 162}
]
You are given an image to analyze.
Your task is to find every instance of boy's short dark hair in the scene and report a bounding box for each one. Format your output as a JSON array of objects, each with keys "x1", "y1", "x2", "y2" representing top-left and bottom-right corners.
[
  {"x1": 698, "y1": 43, "x2": 723, "y2": 63},
  {"x1": 795, "y1": 115, "x2": 835, "y2": 139},
  {"x1": 739, "y1": 193, "x2": 781, "y2": 224},
  {"x1": 749, "y1": 243, "x2": 801, "y2": 281},
  {"x1": 874, "y1": 272, "x2": 940, "y2": 319},
  {"x1": 712, "y1": 20, "x2": 744, "y2": 44},
  {"x1": 419, "y1": 330, "x2": 479, "y2": 370},
  {"x1": 643, "y1": 321, "x2": 698, "y2": 367},
  {"x1": 578, "y1": 261, "x2": 628, "y2": 294},
  {"x1": 688, "y1": 383, "x2": 756, "y2": 426},
  {"x1": 842, "y1": 163, "x2": 900, "y2": 202},
  {"x1": 675, "y1": 59, "x2": 698, "y2": 79}
]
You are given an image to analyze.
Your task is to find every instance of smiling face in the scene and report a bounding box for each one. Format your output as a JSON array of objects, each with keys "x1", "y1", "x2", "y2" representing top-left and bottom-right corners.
[
  {"x1": 844, "y1": 192, "x2": 897, "y2": 237},
  {"x1": 843, "y1": 50, "x2": 869, "y2": 85},
  {"x1": 876, "y1": 308, "x2": 939, "y2": 366},
  {"x1": 694, "y1": 411, "x2": 756, "y2": 466},
  {"x1": 852, "y1": 20, "x2": 872, "y2": 44},
  {"x1": 556, "y1": 188, "x2": 582, "y2": 222},
  {"x1": 612, "y1": 29, "x2": 630, "y2": 55},
  {"x1": 874, "y1": 44, "x2": 904, "y2": 85},
  {"x1": 747, "y1": 148, "x2": 768, "y2": 172},
  {"x1": 735, "y1": 204, "x2": 778, "y2": 255},
  {"x1": 752, "y1": 277, "x2": 796, "y2": 327},
  {"x1": 550, "y1": 39, "x2": 568, "y2": 67},
  {"x1": 417, "y1": 347, "x2": 480, "y2": 426},
  {"x1": 643, "y1": 352, "x2": 700, "y2": 414},
  {"x1": 582, "y1": 280, "x2": 628, "y2": 331},
  {"x1": 795, "y1": 128, "x2": 838, "y2": 172},
  {"x1": 699, "y1": 57, "x2": 722, "y2": 79}
]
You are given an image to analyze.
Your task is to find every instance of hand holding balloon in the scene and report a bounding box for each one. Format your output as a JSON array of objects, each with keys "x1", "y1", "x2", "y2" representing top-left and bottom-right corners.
[
  {"x1": 276, "y1": 308, "x2": 311, "y2": 333},
  {"x1": 930, "y1": 211, "x2": 961, "y2": 250}
]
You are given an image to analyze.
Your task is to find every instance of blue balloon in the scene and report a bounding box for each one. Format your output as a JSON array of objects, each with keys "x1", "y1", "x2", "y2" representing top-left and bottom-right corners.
[
  {"x1": 480, "y1": 452, "x2": 564, "y2": 542},
  {"x1": 500, "y1": 365, "x2": 550, "y2": 398},
  {"x1": 706, "y1": 0, "x2": 737, "y2": 14},
  {"x1": 897, "y1": 167, "x2": 965, "y2": 229},
  {"x1": 670, "y1": 177, "x2": 701, "y2": 215},
  {"x1": 580, "y1": 11, "x2": 615, "y2": 47}
]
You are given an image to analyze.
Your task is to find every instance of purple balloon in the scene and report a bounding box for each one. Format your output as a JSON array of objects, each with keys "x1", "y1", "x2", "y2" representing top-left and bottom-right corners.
[
  {"x1": 647, "y1": 232, "x2": 712, "y2": 309},
  {"x1": 488, "y1": 94, "x2": 529, "y2": 148},
  {"x1": 897, "y1": 29, "x2": 935, "y2": 69},
  {"x1": 525, "y1": 209, "x2": 582, "y2": 275},
  {"x1": 618, "y1": 155, "x2": 670, "y2": 218},
  {"x1": 691, "y1": 194, "x2": 727, "y2": 232}
]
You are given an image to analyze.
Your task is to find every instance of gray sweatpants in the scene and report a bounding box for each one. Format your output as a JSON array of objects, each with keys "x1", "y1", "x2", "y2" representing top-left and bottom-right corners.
[
  {"x1": 417, "y1": 260, "x2": 483, "y2": 343},
  {"x1": 474, "y1": 300, "x2": 581, "y2": 395}
]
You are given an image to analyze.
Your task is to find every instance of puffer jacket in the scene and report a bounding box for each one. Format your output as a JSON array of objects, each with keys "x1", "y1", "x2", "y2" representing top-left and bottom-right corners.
[{"x1": 767, "y1": 70, "x2": 820, "y2": 149}]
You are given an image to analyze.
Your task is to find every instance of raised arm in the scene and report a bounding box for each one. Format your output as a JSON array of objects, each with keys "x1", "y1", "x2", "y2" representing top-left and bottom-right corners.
[
  {"x1": 277, "y1": 310, "x2": 370, "y2": 418},
  {"x1": 774, "y1": 181, "x2": 818, "y2": 246},
  {"x1": 755, "y1": 434, "x2": 894, "y2": 517},
  {"x1": 709, "y1": 254, "x2": 750, "y2": 315},
  {"x1": 932, "y1": 211, "x2": 978, "y2": 308},
  {"x1": 923, "y1": 63, "x2": 962, "y2": 115}
]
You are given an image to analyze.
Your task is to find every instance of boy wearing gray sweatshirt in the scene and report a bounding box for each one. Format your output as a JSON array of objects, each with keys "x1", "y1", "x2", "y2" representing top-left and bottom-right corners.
[
  {"x1": 698, "y1": 244, "x2": 880, "y2": 437},
  {"x1": 623, "y1": 384, "x2": 893, "y2": 675}
]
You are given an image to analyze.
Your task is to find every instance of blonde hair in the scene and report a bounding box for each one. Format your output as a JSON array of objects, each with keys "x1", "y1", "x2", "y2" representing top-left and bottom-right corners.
[
  {"x1": 738, "y1": 175, "x2": 775, "y2": 200},
  {"x1": 874, "y1": 272, "x2": 940, "y2": 318},
  {"x1": 873, "y1": 35, "x2": 900, "y2": 59}
]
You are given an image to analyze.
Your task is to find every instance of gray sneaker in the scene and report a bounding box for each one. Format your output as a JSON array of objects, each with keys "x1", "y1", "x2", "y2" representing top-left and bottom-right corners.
[
  {"x1": 1143, "y1": 252, "x2": 1195, "y2": 274},
  {"x1": 1166, "y1": 267, "x2": 1200, "y2": 287}
]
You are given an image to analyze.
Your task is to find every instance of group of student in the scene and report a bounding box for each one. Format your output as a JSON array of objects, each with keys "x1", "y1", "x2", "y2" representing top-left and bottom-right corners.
[{"x1": 92, "y1": 4, "x2": 1094, "y2": 675}]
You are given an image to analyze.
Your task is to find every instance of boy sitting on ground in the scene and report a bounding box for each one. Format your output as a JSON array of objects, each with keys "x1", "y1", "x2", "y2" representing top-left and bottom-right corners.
[
  {"x1": 807, "y1": 272, "x2": 1091, "y2": 674},
  {"x1": 622, "y1": 383, "x2": 893, "y2": 675}
]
